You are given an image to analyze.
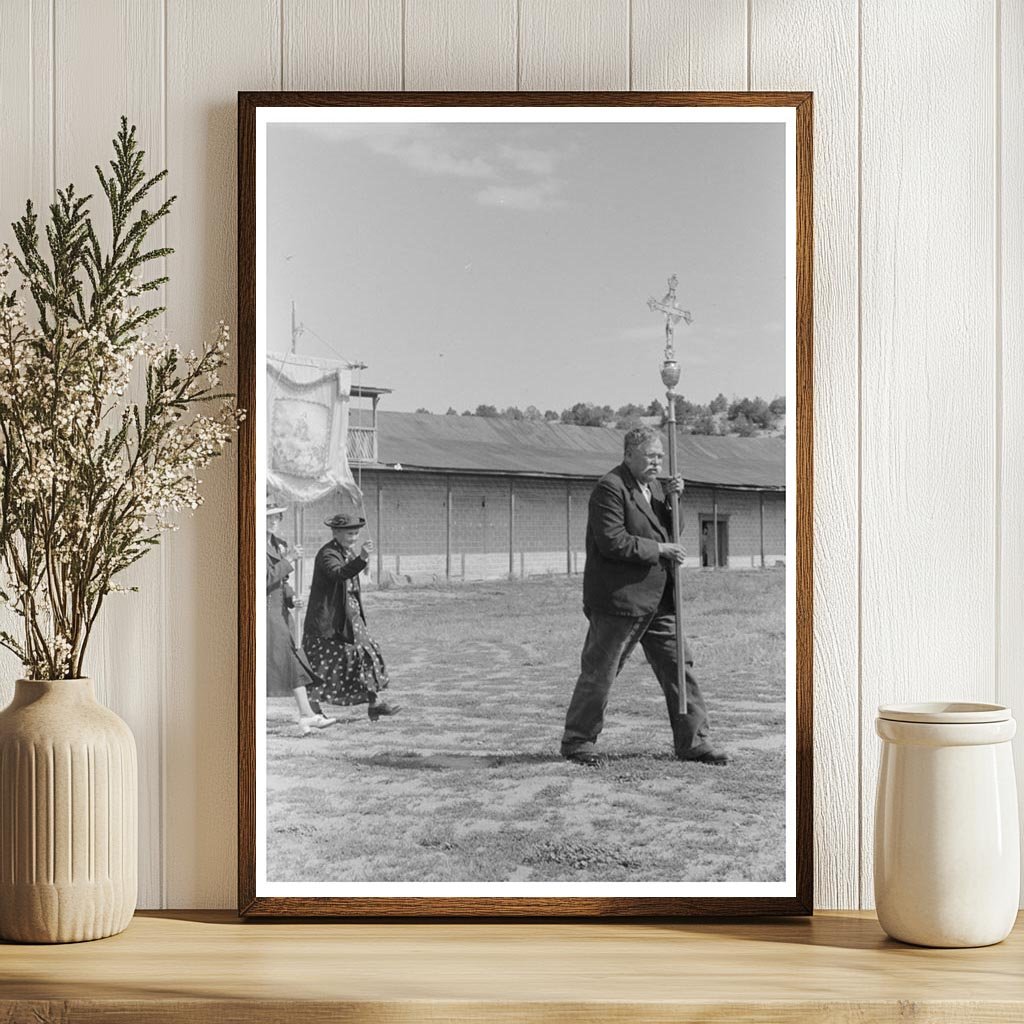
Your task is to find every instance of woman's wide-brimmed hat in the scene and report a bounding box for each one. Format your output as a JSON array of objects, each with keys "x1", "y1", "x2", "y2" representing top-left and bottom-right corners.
[{"x1": 324, "y1": 511, "x2": 366, "y2": 529}]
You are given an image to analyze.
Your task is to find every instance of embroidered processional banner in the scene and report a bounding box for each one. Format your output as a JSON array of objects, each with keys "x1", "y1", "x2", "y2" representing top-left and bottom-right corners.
[{"x1": 266, "y1": 352, "x2": 360, "y2": 503}]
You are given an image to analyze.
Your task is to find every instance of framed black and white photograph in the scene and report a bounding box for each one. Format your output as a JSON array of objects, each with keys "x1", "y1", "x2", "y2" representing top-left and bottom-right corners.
[{"x1": 238, "y1": 91, "x2": 812, "y2": 917}]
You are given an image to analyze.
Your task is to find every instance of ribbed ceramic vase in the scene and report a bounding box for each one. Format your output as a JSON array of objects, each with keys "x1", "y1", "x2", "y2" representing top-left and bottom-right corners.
[
  {"x1": 874, "y1": 702, "x2": 1019, "y2": 948},
  {"x1": 0, "y1": 678, "x2": 137, "y2": 942}
]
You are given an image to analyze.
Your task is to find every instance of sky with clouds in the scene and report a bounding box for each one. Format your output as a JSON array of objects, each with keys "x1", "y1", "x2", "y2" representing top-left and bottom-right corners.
[{"x1": 266, "y1": 119, "x2": 786, "y2": 413}]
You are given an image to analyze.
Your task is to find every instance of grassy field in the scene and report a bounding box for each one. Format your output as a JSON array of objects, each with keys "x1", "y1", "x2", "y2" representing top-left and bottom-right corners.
[{"x1": 266, "y1": 568, "x2": 787, "y2": 884}]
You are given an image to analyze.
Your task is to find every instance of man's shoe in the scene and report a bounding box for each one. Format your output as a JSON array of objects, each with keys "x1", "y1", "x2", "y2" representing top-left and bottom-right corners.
[
  {"x1": 561, "y1": 750, "x2": 601, "y2": 767},
  {"x1": 680, "y1": 748, "x2": 730, "y2": 767}
]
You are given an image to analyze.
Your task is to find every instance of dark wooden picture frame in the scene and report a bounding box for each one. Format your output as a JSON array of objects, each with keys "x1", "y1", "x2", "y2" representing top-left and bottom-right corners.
[{"x1": 238, "y1": 91, "x2": 813, "y2": 918}]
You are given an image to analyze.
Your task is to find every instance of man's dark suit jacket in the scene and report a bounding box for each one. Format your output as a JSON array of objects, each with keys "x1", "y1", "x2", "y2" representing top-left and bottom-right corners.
[
  {"x1": 582, "y1": 463, "x2": 676, "y2": 617},
  {"x1": 302, "y1": 540, "x2": 368, "y2": 645}
]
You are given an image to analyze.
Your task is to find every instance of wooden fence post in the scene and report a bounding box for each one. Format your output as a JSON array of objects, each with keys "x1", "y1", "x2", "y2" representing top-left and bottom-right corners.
[
  {"x1": 565, "y1": 483, "x2": 572, "y2": 575},
  {"x1": 712, "y1": 488, "x2": 719, "y2": 569},
  {"x1": 376, "y1": 478, "x2": 383, "y2": 582},
  {"x1": 508, "y1": 480, "x2": 515, "y2": 577},
  {"x1": 445, "y1": 476, "x2": 452, "y2": 580},
  {"x1": 481, "y1": 495, "x2": 488, "y2": 578},
  {"x1": 759, "y1": 491, "x2": 765, "y2": 568}
]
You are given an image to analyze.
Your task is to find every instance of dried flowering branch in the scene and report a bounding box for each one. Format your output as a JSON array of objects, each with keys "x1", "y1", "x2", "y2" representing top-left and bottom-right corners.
[{"x1": 0, "y1": 117, "x2": 242, "y2": 679}]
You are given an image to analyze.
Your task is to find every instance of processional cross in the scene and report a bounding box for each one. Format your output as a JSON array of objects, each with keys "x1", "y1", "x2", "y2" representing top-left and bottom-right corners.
[
  {"x1": 647, "y1": 274, "x2": 693, "y2": 365},
  {"x1": 646, "y1": 273, "x2": 693, "y2": 715}
]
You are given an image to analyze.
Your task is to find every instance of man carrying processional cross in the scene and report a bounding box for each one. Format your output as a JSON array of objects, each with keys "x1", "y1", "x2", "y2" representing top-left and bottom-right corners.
[{"x1": 559, "y1": 276, "x2": 730, "y2": 768}]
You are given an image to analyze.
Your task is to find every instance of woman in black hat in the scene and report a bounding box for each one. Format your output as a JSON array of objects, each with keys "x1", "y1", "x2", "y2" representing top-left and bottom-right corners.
[{"x1": 302, "y1": 511, "x2": 400, "y2": 721}]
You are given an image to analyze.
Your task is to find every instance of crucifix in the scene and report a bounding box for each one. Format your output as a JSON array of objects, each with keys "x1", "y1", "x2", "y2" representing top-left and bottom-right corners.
[
  {"x1": 647, "y1": 273, "x2": 693, "y2": 360},
  {"x1": 647, "y1": 274, "x2": 693, "y2": 715}
]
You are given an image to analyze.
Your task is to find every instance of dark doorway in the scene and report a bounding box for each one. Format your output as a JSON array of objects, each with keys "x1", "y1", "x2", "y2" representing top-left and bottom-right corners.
[{"x1": 699, "y1": 516, "x2": 729, "y2": 568}]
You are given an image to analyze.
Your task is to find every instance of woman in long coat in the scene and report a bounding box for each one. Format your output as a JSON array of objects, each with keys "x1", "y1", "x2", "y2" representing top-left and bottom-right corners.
[
  {"x1": 302, "y1": 511, "x2": 400, "y2": 721},
  {"x1": 267, "y1": 505, "x2": 337, "y2": 735}
]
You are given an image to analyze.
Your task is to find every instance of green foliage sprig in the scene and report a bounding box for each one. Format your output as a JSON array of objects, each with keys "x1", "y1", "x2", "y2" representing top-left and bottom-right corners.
[{"x1": 0, "y1": 118, "x2": 242, "y2": 679}]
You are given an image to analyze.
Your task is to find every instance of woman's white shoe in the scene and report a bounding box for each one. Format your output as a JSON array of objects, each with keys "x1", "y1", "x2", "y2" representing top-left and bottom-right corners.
[{"x1": 298, "y1": 713, "x2": 338, "y2": 736}]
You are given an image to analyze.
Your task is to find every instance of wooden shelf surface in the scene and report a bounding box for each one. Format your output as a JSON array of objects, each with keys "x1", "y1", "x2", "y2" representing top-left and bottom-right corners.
[{"x1": 2, "y1": 910, "x2": 1023, "y2": 1022}]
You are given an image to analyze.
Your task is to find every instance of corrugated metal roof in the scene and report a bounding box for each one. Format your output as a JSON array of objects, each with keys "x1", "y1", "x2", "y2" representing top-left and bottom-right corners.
[{"x1": 366, "y1": 411, "x2": 785, "y2": 489}]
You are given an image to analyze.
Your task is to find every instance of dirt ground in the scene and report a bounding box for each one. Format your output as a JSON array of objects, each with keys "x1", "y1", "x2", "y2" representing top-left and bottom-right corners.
[{"x1": 265, "y1": 569, "x2": 787, "y2": 883}]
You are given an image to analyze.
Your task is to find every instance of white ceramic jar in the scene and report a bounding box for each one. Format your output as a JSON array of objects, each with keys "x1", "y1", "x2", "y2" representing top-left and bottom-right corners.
[{"x1": 874, "y1": 702, "x2": 1019, "y2": 947}]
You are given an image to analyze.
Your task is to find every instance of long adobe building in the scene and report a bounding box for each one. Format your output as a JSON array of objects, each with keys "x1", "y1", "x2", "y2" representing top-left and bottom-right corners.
[{"x1": 289, "y1": 407, "x2": 787, "y2": 584}]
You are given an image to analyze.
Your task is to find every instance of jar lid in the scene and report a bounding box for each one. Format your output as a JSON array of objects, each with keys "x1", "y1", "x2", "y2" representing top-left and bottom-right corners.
[{"x1": 877, "y1": 702, "x2": 1011, "y2": 724}]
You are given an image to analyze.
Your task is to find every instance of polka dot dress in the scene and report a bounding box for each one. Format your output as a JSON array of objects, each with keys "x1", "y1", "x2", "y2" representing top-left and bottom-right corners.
[{"x1": 304, "y1": 587, "x2": 390, "y2": 706}]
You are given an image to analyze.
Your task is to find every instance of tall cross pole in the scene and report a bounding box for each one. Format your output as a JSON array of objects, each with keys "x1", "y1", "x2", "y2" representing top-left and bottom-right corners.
[{"x1": 647, "y1": 275, "x2": 692, "y2": 715}]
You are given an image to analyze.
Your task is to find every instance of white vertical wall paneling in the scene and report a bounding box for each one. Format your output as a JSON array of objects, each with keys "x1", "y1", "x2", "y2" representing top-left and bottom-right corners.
[
  {"x1": 518, "y1": 0, "x2": 628, "y2": 90},
  {"x1": 631, "y1": 0, "x2": 746, "y2": 91},
  {"x1": 0, "y1": 0, "x2": 44, "y2": 233},
  {"x1": 1000, "y1": 0, "x2": 1024, "y2": 901},
  {"x1": 0, "y1": 0, "x2": 53, "y2": 221},
  {"x1": 29, "y1": 0, "x2": 54, "y2": 206},
  {"x1": 404, "y1": 0, "x2": 516, "y2": 90},
  {"x1": 164, "y1": 0, "x2": 280, "y2": 907},
  {"x1": 0, "y1": 2, "x2": 52, "y2": 701},
  {"x1": 750, "y1": 0, "x2": 860, "y2": 911},
  {"x1": 52, "y1": 0, "x2": 167, "y2": 909},
  {"x1": 1, "y1": 0, "x2": 1021, "y2": 912},
  {"x1": 283, "y1": 0, "x2": 402, "y2": 90},
  {"x1": 859, "y1": 1, "x2": 998, "y2": 908}
]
